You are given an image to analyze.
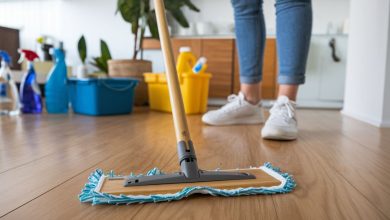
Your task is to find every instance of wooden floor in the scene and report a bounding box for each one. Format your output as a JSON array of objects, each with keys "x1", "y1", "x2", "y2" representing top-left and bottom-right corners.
[{"x1": 1, "y1": 108, "x2": 390, "y2": 220}]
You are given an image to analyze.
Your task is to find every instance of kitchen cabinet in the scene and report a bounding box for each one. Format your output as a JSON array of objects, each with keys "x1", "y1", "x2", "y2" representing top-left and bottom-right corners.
[{"x1": 297, "y1": 35, "x2": 348, "y2": 108}]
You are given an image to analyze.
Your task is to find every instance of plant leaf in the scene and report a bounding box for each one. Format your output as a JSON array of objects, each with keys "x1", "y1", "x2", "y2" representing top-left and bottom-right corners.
[
  {"x1": 89, "y1": 40, "x2": 111, "y2": 73},
  {"x1": 77, "y1": 35, "x2": 87, "y2": 64},
  {"x1": 91, "y1": 57, "x2": 108, "y2": 73},
  {"x1": 147, "y1": 11, "x2": 159, "y2": 39},
  {"x1": 117, "y1": 0, "x2": 141, "y2": 34},
  {"x1": 169, "y1": 9, "x2": 189, "y2": 28},
  {"x1": 183, "y1": 0, "x2": 200, "y2": 12},
  {"x1": 100, "y1": 40, "x2": 112, "y2": 61}
]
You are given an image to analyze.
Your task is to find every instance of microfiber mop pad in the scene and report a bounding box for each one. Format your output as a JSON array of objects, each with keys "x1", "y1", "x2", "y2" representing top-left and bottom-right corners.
[{"x1": 79, "y1": 163, "x2": 296, "y2": 205}]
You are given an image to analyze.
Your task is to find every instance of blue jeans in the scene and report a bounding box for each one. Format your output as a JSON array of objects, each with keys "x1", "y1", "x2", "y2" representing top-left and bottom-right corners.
[{"x1": 232, "y1": 0, "x2": 312, "y2": 85}]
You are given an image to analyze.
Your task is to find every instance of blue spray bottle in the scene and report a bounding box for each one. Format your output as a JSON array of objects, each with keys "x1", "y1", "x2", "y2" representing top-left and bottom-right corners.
[
  {"x1": 18, "y1": 49, "x2": 43, "y2": 114},
  {"x1": 45, "y1": 48, "x2": 68, "y2": 113},
  {"x1": 0, "y1": 50, "x2": 21, "y2": 115}
]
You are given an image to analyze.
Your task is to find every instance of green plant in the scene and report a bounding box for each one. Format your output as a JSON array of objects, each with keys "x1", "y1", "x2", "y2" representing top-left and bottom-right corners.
[
  {"x1": 78, "y1": 35, "x2": 87, "y2": 64},
  {"x1": 117, "y1": 0, "x2": 199, "y2": 60},
  {"x1": 91, "y1": 40, "x2": 112, "y2": 73}
]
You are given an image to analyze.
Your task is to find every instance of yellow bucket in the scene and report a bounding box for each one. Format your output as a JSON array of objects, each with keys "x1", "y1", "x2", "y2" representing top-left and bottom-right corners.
[{"x1": 144, "y1": 72, "x2": 211, "y2": 114}]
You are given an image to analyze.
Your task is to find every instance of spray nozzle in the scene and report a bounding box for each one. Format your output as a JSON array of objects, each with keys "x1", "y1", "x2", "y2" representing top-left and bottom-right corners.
[
  {"x1": 0, "y1": 50, "x2": 12, "y2": 65},
  {"x1": 18, "y1": 49, "x2": 39, "y2": 63},
  {"x1": 49, "y1": 48, "x2": 65, "y2": 60}
]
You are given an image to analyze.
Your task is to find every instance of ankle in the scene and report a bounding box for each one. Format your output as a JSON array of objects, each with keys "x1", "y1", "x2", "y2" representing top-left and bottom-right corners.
[
  {"x1": 277, "y1": 85, "x2": 298, "y2": 101},
  {"x1": 240, "y1": 83, "x2": 261, "y2": 104},
  {"x1": 240, "y1": 92, "x2": 260, "y2": 105},
  {"x1": 246, "y1": 96, "x2": 261, "y2": 105}
]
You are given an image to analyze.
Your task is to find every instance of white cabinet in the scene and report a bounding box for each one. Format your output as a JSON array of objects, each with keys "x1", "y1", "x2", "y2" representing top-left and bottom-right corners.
[{"x1": 297, "y1": 35, "x2": 348, "y2": 108}]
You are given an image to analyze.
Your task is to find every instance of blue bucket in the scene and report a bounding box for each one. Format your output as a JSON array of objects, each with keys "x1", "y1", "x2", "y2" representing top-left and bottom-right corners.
[{"x1": 68, "y1": 78, "x2": 138, "y2": 116}]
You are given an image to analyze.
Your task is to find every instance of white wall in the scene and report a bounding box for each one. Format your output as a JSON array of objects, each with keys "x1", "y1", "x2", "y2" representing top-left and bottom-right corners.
[
  {"x1": 182, "y1": 0, "x2": 349, "y2": 35},
  {"x1": 0, "y1": 0, "x2": 60, "y2": 49},
  {"x1": 343, "y1": 0, "x2": 390, "y2": 127},
  {"x1": 0, "y1": 0, "x2": 350, "y2": 73},
  {"x1": 383, "y1": 16, "x2": 390, "y2": 126}
]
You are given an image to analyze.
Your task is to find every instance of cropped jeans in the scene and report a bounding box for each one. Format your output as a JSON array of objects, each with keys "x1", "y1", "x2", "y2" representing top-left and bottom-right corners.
[{"x1": 232, "y1": 0, "x2": 312, "y2": 85}]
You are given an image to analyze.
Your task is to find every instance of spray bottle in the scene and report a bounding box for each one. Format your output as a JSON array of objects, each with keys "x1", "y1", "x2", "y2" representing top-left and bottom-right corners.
[
  {"x1": 0, "y1": 50, "x2": 21, "y2": 115},
  {"x1": 45, "y1": 48, "x2": 68, "y2": 113},
  {"x1": 18, "y1": 49, "x2": 43, "y2": 114}
]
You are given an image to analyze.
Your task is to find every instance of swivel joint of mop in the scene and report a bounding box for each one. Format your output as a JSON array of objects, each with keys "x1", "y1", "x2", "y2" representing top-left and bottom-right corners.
[{"x1": 177, "y1": 140, "x2": 200, "y2": 179}]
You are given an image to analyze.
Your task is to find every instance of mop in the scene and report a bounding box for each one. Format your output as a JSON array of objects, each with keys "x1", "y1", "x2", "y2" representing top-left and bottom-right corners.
[{"x1": 79, "y1": 0, "x2": 296, "y2": 205}]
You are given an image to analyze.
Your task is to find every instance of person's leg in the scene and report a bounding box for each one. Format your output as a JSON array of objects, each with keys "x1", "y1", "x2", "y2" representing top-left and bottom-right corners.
[
  {"x1": 276, "y1": 0, "x2": 312, "y2": 97},
  {"x1": 202, "y1": 0, "x2": 266, "y2": 125},
  {"x1": 234, "y1": 0, "x2": 266, "y2": 104},
  {"x1": 262, "y1": 0, "x2": 312, "y2": 140}
]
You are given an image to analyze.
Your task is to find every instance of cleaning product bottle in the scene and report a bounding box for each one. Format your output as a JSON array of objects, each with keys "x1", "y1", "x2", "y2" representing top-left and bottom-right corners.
[
  {"x1": 45, "y1": 48, "x2": 68, "y2": 113},
  {"x1": 0, "y1": 50, "x2": 21, "y2": 115},
  {"x1": 18, "y1": 49, "x2": 42, "y2": 114},
  {"x1": 176, "y1": 47, "x2": 197, "y2": 82},
  {"x1": 192, "y1": 57, "x2": 208, "y2": 74}
]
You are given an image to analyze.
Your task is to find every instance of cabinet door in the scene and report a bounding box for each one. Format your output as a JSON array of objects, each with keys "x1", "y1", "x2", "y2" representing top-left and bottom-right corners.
[
  {"x1": 202, "y1": 39, "x2": 235, "y2": 98},
  {"x1": 318, "y1": 37, "x2": 347, "y2": 101},
  {"x1": 233, "y1": 39, "x2": 277, "y2": 99},
  {"x1": 298, "y1": 36, "x2": 347, "y2": 102}
]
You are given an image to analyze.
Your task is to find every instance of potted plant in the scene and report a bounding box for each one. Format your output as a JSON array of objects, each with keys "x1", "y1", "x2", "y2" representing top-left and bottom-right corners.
[
  {"x1": 91, "y1": 39, "x2": 112, "y2": 76},
  {"x1": 77, "y1": 35, "x2": 112, "y2": 78},
  {"x1": 109, "y1": 0, "x2": 199, "y2": 105}
]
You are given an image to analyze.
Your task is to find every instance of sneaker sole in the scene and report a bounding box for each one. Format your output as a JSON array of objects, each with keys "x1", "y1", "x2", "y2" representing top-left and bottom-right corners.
[
  {"x1": 203, "y1": 115, "x2": 264, "y2": 126},
  {"x1": 261, "y1": 129, "x2": 297, "y2": 140},
  {"x1": 262, "y1": 134, "x2": 297, "y2": 141}
]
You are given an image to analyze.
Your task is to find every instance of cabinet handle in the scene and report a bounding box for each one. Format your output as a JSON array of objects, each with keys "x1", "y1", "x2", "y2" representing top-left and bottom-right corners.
[{"x1": 329, "y1": 38, "x2": 341, "y2": 62}]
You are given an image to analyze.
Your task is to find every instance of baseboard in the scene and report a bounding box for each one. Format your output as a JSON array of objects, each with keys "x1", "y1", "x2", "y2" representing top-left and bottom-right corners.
[
  {"x1": 379, "y1": 119, "x2": 390, "y2": 127},
  {"x1": 209, "y1": 98, "x2": 343, "y2": 109},
  {"x1": 341, "y1": 109, "x2": 390, "y2": 128}
]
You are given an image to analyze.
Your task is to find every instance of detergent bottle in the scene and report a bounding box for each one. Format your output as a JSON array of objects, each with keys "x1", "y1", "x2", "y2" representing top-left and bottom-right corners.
[
  {"x1": 0, "y1": 50, "x2": 21, "y2": 115},
  {"x1": 176, "y1": 47, "x2": 197, "y2": 82},
  {"x1": 45, "y1": 48, "x2": 68, "y2": 113},
  {"x1": 18, "y1": 49, "x2": 43, "y2": 114},
  {"x1": 192, "y1": 57, "x2": 208, "y2": 74}
]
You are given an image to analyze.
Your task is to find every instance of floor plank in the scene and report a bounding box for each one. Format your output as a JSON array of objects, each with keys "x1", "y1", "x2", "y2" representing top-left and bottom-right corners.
[{"x1": 0, "y1": 110, "x2": 175, "y2": 217}]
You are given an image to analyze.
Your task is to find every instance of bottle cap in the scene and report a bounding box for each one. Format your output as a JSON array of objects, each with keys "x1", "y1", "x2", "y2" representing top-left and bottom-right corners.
[
  {"x1": 0, "y1": 50, "x2": 11, "y2": 65},
  {"x1": 18, "y1": 49, "x2": 39, "y2": 63},
  {"x1": 179, "y1": 47, "x2": 191, "y2": 53}
]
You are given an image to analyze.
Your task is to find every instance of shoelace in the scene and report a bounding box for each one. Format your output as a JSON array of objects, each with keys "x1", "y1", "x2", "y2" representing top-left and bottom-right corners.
[
  {"x1": 227, "y1": 94, "x2": 241, "y2": 103},
  {"x1": 221, "y1": 94, "x2": 243, "y2": 112},
  {"x1": 270, "y1": 100, "x2": 295, "y2": 121}
]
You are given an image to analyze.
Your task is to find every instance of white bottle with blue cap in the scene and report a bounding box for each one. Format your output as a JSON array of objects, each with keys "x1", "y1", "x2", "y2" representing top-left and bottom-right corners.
[
  {"x1": 0, "y1": 50, "x2": 21, "y2": 115},
  {"x1": 192, "y1": 57, "x2": 207, "y2": 74}
]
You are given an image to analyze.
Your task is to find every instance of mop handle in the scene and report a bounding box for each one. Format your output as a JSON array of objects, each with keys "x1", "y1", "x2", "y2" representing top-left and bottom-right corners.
[{"x1": 154, "y1": 0, "x2": 191, "y2": 143}]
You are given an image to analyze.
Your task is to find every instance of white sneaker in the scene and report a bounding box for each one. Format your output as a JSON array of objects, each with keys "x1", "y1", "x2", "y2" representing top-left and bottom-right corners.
[
  {"x1": 261, "y1": 96, "x2": 298, "y2": 140},
  {"x1": 202, "y1": 92, "x2": 264, "y2": 126}
]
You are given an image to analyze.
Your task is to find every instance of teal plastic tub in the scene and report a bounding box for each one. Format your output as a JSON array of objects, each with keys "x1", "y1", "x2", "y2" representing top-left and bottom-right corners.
[{"x1": 68, "y1": 78, "x2": 138, "y2": 116}]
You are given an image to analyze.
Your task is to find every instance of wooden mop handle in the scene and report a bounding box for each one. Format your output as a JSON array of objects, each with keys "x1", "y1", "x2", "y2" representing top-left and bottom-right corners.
[{"x1": 154, "y1": 0, "x2": 191, "y2": 142}]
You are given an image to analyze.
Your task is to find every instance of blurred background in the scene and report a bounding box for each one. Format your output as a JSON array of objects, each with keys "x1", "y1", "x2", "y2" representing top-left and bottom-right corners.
[{"x1": 1, "y1": 0, "x2": 389, "y2": 127}]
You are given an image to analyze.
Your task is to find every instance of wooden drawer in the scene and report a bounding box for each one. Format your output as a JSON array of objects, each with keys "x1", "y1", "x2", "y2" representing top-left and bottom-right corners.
[{"x1": 202, "y1": 39, "x2": 234, "y2": 98}]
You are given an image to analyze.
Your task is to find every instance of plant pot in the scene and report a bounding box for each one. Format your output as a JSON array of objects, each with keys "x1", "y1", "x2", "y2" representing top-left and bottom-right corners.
[
  {"x1": 108, "y1": 59, "x2": 152, "y2": 106},
  {"x1": 76, "y1": 64, "x2": 88, "y2": 78}
]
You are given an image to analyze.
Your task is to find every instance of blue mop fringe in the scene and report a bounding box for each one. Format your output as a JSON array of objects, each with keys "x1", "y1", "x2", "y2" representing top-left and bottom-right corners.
[{"x1": 79, "y1": 162, "x2": 296, "y2": 205}]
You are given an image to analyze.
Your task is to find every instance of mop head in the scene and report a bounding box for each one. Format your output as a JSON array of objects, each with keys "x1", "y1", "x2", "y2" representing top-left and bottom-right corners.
[{"x1": 79, "y1": 162, "x2": 295, "y2": 205}]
